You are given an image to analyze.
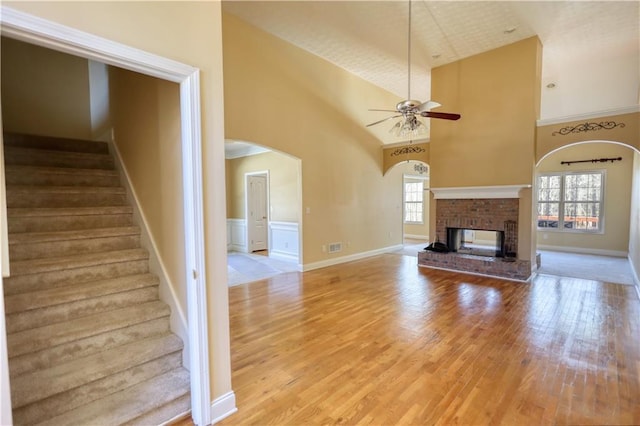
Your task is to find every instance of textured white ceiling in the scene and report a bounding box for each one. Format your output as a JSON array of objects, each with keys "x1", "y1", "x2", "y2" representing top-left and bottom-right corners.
[{"x1": 223, "y1": 0, "x2": 640, "y2": 103}]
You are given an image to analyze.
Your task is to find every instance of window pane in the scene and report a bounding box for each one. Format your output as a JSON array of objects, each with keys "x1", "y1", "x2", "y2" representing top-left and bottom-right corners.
[{"x1": 404, "y1": 180, "x2": 424, "y2": 223}]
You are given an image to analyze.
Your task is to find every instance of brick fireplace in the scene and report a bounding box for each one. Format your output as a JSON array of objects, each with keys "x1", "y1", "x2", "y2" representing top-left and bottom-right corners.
[{"x1": 418, "y1": 186, "x2": 532, "y2": 281}]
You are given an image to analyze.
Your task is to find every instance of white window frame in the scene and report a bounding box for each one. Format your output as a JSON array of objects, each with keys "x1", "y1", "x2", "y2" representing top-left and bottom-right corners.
[
  {"x1": 536, "y1": 170, "x2": 605, "y2": 233},
  {"x1": 403, "y1": 177, "x2": 425, "y2": 224}
]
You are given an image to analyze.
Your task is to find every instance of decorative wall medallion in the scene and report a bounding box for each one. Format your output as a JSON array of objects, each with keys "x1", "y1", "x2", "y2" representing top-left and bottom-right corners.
[
  {"x1": 552, "y1": 121, "x2": 625, "y2": 136},
  {"x1": 390, "y1": 146, "x2": 425, "y2": 156},
  {"x1": 414, "y1": 163, "x2": 428, "y2": 174}
]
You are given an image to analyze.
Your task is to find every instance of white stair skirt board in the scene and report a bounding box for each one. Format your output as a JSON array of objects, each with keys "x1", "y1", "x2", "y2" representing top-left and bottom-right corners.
[{"x1": 109, "y1": 140, "x2": 189, "y2": 367}]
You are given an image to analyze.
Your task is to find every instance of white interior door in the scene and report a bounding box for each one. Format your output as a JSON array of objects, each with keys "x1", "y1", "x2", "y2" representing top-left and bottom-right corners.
[{"x1": 247, "y1": 174, "x2": 268, "y2": 252}]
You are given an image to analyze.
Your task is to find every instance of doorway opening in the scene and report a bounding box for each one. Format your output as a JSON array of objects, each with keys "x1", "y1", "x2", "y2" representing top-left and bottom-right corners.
[
  {"x1": 535, "y1": 140, "x2": 639, "y2": 285},
  {"x1": 246, "y1": 171, "x2": 269, "y2": 254}
]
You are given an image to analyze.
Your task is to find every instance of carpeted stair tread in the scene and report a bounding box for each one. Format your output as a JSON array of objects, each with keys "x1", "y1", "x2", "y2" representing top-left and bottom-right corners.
[
  {"x1": 4, "y1": 145, "x2": 114, "y2": 169},
  {"x1": 3, "y1": 132, "x2": 110, "y2": 154},
  {"x1": 8, "y1": 226, "x2": 140, "y2": 260},
  {"x1": 6, "y1": 286, "x2": 159, "y2": 334},
  {"x1": 9, "y1": 317, "x2": 170, "y2": 378},
  {"x1": 3, "y1": 132, "x2": 188, "y2": 425},
  {"x1": 13, "y1": 353, "x2": 183, "y2": 425},
  {"x1": 5, "y1": 273, "x2": 158, "y2": 315},
  {"x1": 6, "y1": 185, "x2": 127, "y2": 208},
  {"x1": 11, "y1": 333, "x2": 183, "y2": 409},
  {"x1": 37, "y1": 367, "x2": 190, "y2": 426},
  {"x1": 7, "y1": 205, "x2": 133, "y2": 218},
  {"x1": 7, "y1": 300, "x2": 171, "y2": 358},
  {"x1": 8, "y1": 248, "x2": 149, "y2": 276},
  {"x1": 4, "y1": 164, "x2": 121, "y2": 187},
  {"x1": 2, "y1": 258, "x2": 149, "y2": 296},
  {"x1": 7, "y1": 206, "x2": 134, "y2": 233},
  {"x1": 125, "y1": 393, "x2": 191, "y2": 426},
  {"x1": 9, "y1": 226, "x2": 140, "y2": 244}
]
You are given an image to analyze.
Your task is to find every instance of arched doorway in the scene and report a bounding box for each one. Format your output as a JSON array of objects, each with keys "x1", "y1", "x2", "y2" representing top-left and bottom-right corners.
[
  {"x1": 534, "y1": 140, "x2": 639, "y2": 284},
  {"x1": 224, "y1": 140, "x2": 303, "y2": 286},
  {"x1": 385, "y1": 160, "x2": 430, "y2": 254}
]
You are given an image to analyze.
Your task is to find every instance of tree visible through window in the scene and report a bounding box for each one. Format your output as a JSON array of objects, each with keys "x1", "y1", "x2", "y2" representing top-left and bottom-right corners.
[
  {"x1": 537, "y1": 171, "x2": 604, "y2": 232},
  {"x1": 404, "y1": 181, "x2": 424, "y2": 224}
]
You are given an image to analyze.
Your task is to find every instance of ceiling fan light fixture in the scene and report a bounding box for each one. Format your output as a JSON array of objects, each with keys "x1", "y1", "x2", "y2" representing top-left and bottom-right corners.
[{"x1": 390, "y1": 115, "x2": 427, "y2": 137}]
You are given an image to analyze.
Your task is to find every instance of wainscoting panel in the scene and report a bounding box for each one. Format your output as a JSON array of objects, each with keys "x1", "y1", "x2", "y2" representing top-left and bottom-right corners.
[
  {"x1": 227, "y1": 218, "x2": 247, "y2": 253},
  {"x1": 269, "y1": 221, "x2": 299, "y2": 262}
]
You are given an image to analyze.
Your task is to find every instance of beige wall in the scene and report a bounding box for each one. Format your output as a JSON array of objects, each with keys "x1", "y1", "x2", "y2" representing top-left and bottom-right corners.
[
  {"x1": 1, "y1": 37, "x2": 92, "y2": 140},
  {"x1": 109, "y1": 67, "x2": 186, "y2": 314},
  {"x1": 629, "y1": 151, "x2": 640, "y2": 288},
  {"x1": 430, "y1": 37, "x2": 541, "y2": 189},
  {"x1": 536, "y1": 143, "x2": 634, "y2": 253},
  {"x1": 429, "y1": 37, "x2": 542, "y2": 263},
  {"x1": 223, "y1": 12, "x2": 403, "y2": 263},
  {"x1": 226, "y1": 151, "x2": 300, "y2": 223},
  {"x1": 6, "y1": 0, "x2": 231, "y2": 404}
]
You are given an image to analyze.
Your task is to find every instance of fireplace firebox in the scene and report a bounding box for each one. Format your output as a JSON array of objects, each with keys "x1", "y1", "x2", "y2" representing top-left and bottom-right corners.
[{"x1": 446, "y1": 227, "x2": 504, "y2": 257}]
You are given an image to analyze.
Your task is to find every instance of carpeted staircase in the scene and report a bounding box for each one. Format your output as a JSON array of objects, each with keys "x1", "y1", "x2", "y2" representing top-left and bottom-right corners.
[{"x1": 2, "y1": 133, "x2": 191, "y2": 425}]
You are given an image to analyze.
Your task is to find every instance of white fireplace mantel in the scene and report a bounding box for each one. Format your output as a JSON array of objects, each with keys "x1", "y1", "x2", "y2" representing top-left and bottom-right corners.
[{"x1": 430, "y1": 184, "x2": 532, "y2": 199}]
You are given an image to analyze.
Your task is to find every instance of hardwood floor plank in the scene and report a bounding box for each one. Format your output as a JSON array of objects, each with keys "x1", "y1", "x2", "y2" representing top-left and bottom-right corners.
[{"x1": 175, "y1": 254, "x2": 640, "y2": 425}]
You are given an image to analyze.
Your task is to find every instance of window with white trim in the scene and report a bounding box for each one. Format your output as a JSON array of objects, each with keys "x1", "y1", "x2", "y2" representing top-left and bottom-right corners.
[
  {"x1": 537, "y1": 171, "x2": 604, "y2": 232},
  {"x1": 404, "y1": 180, "x2": 424, "y2": 224}
]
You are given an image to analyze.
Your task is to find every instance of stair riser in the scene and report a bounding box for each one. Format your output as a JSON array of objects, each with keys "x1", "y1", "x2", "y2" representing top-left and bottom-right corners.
[
  {"x1": 3, "y1": 260, "x2": 149, "y2": 296},
  {"x1": 7, "y1": 191, "x2": 127, "y2": 208},
  {"x1": 8, "y1": 213, "x2": 133, "y2": 233},
  {"x1": 9, "y1": 234, "x2": 141, "y2": 261},
  {"x1": 4, "y1": 147, "x2": 114, "y2": 169},
  {"x1": 9, "y1": 318, "x2": 170, "y2": 377},
  {"x1": 5, "y1": 170, "x2": 121, "y2": 187},
  {"x1": 3, "y1": 133, "x2": 110, "y2": 154},
  {"x1": 6, "y1": 286, "x2": 159, "y2": 334},
  {"x1": 12, "y1": 351, "x2": 183, "y2": 423}
]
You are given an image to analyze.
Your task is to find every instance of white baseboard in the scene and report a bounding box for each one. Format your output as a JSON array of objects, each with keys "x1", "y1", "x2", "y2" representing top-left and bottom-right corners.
[
  {"x1": 629, "y1": 255, "x2": 640, "y2": 301},
  {"x1": 210, "y1": 391, "x2": 237, "y2": 425},
  {"x1": 269, "y1": 251, "x2": 302, "y2": 267},
  {"x1": 302, "y1": 244, "x2": 403, "y2": 272},
  {"x1": 537, "y1": 245, "x2": 628, "y2": 258},
  {"x1": 404, "y1": 234, "x2": 429, "y2": 240}
]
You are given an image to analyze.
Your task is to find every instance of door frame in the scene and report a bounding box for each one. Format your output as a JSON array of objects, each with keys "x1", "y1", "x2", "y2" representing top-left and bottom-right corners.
[
  {"x1": 0, "y1": 7, "x2": 214, "y2": 425},
  {"x1": 245, "y1": 170, "x2": 270, "y2": 253}
]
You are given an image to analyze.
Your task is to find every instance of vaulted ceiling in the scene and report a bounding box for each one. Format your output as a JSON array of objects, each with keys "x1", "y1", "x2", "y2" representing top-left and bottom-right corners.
[{"x1": 223, "y1": 1, "x2": 639, "y2": 115}]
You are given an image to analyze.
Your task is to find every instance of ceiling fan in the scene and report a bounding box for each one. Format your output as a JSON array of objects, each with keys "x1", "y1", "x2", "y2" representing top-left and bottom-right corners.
[{"x1": 366, "y1": 0, "x2": 460, "y2": 137}]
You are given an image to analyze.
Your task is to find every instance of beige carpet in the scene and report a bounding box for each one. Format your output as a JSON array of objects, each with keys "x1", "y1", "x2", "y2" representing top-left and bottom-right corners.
[{"x1": 537, "y1": 250, "x2": 636, "y2": 285}]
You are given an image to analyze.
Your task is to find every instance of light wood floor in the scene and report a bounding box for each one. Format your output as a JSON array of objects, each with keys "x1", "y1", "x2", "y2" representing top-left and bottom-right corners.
[{"x1": 179, "y1": 254, "x2": 640, "y2": 425}]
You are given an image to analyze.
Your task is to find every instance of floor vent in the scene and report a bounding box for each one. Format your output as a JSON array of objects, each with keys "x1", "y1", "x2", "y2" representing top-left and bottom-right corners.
[{"x1": 328, "y1": 242, "x2": 342, "y2": 253}]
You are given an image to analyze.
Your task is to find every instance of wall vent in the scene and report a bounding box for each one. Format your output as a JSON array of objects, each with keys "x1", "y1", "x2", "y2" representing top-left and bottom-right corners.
[{"x1": 328, "y1": 242, "x2": 342, "y2": 253}]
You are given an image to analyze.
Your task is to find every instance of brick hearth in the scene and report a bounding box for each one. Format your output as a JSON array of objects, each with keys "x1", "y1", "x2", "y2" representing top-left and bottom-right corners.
[{"x1": 418, "y1": 197, "x2": 531, "y2": 281}]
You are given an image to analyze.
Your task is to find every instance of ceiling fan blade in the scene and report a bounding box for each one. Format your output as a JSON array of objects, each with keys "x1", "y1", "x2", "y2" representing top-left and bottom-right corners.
[
  {"x1": 368, "y1": 109, "x2": 399, "y2": 113},
  {"x1": 420, "y1": 111, "x2": 461, "y2": 121},
  {"x1": 366, "y1": 115, "x2": 402, "y2": 127},
  {"x1": 417, "y1": 101, "x2": 442, "y2": 112}
]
